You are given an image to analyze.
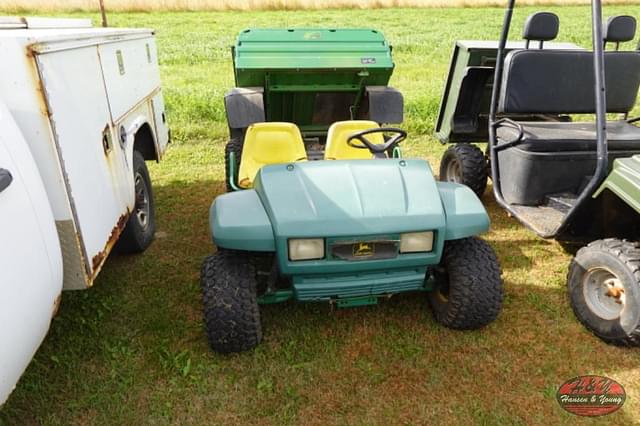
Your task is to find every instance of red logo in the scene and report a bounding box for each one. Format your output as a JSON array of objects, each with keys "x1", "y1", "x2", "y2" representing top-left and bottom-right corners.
[{"x1": 557, "y1": 375, "x2": 626, "y2": 417}]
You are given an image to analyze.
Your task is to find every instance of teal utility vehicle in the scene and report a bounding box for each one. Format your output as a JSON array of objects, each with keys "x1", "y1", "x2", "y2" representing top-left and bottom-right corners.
[
  {"x1": 201, "y1": 29, "x2": 503, "y2": 353},
  {"x1": 436, "y1": 2, "x2": 640, "y2": 345}
]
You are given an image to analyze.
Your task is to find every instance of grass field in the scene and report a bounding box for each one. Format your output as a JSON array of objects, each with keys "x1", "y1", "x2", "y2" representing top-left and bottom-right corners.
[{"x1": 2, "y1": 4, "x2": 640, "y2": 425}]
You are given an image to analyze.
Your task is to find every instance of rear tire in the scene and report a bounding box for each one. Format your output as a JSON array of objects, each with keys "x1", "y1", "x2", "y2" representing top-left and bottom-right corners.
[
  {"x1": 117, "y1": 150, "x2": 155, "y2": 254},
  {"x1": 225, "y1": 136, "x2": 243, "y2": 192},
  {"x1": 568, "y1": 239, "x2": 640, "y2": 346},
  {"x1": 428, "y1": 237, "x2": 503, "y2": 329},
  {"x1": 439, "y1": 144, "x2": 488, "y2": 198},
  {"x1": 201, "y1": 249, "x2": 262, "y2": 353}
]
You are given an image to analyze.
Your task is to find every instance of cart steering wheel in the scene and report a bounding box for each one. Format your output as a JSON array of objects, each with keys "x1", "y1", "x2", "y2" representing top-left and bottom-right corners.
[{"x1": 347, "y1": 128, "x2": 407, "y2": 158}]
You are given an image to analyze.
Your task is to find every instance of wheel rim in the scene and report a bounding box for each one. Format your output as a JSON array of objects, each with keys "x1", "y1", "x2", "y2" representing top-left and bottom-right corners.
[
  {"x1": 134, "y1": 172, "x2": 150, "y2": 231},
  {"x1": 445, "y1": 158, "x2": 463, "y2": 183},
  {"x1": 583, "y1": 267, "x2": 626, "y2": 321}
]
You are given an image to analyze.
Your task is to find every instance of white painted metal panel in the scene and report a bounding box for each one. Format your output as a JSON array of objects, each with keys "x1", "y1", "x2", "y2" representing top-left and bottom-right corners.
[
  {"x1": 0, "y1": 16, "x2": 26, "y2": 29},
  {"x1": 151, "y1": 90, "x2": 170, "y2": 156},
  {"x1": 36, "y1": 46, "x2": 132, "y2": 279},
  {"x1": 1, "y1": 24, "x2": 167, "y2": 290},
  {"x1": 99, "y1": 37, "x2": 161, "y2": 121},
  {"x1": 24, "y1": 17, "x2": 92, "y2": 29},
  {"x1": 0, "y1": 101, "x2": 62, "y2": 405},
  {"x1": 0, "y1": 16, "x2": 92, "y2": 30},
  {"x1": 0, "y1": 36, "x2": 73, "y2": 222}
]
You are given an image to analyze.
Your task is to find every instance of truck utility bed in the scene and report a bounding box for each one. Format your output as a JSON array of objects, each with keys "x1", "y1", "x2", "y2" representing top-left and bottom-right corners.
[{"x1": 0, "y1": 18, "x2": 169, "y2": 289}]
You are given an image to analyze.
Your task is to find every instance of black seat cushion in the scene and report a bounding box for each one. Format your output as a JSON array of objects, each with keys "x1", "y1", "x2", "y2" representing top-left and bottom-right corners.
[
  {"x1": 499, "y1": 50, "x2": 640, "y2": 114},
  {"x1": 523, "y1": 12, "x2": 560, "y2": 41},
  {"x1": 497, "y1": 121, "x2": 640, "y2": 152},
  {"x1": 605, "y1": 15, "x2": 637, "y2": 43}
]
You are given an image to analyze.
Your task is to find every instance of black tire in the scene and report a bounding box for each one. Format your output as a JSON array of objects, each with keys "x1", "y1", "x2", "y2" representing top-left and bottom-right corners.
[
  {"x1": 117, "y1": 150, "x2": 155, "y2": 254},
  {"x1": 567, "y1": 239, "x2": 640, "y2": 346},
  {"x1": 224, "y1": 136, "x2": 243, "y2": 192},
  {"x1": 439, "y1": 144, "x2": 488, "y2": 198},
  {"x1": 428, "y1": 237, "x2": 503, "y2": 329},
  {"x1": 201, "y1": 249, "x2": 262, "y2": 353}
]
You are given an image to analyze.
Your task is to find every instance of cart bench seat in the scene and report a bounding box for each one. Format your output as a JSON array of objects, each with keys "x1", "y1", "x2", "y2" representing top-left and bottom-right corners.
[{"x1": 497, "y1": 121, "x2": 640, "y2": 152}]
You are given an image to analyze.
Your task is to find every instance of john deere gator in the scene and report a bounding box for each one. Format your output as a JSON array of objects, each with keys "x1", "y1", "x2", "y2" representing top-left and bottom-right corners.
[{"x1": 201, "y1": 28, "x2": 504, "y2": 353}]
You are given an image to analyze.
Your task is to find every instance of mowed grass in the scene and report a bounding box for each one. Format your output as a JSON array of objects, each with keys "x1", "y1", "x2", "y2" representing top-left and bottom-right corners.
[{"x1": 2, "y1": 5, "x2": 640, "y2": 425}]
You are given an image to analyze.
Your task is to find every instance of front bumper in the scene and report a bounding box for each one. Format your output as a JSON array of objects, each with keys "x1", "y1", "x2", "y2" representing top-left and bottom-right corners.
[{"x1": 292, "y1": 266, "x2": 429, "y2": 301}]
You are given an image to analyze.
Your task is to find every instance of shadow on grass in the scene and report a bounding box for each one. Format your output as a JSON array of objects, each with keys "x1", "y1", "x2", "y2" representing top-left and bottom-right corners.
[{"x1": 2, "y1": 177, "x2": 638, "y2": 424}]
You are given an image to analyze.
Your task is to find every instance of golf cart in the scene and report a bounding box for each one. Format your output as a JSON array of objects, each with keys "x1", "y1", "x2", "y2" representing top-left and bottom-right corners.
[
  {"x1": 201, "y1": 29, "x2": 503, "y2": 353},
  {"x1": 437, "y1": 1, "x2": 640, "y2": 345}
]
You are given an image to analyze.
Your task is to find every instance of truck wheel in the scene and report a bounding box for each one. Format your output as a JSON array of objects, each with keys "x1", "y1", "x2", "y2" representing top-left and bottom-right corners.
[
  {"x1": 201, "y1": 249, "x2": 262, "y2": 353},
  {"x1": 439, "y1": 144, "x2": 488, "y2": 198},
  {"x1": 224, "y1": 137, "x2": 243, "y2": 192},
  {"x1": 428, "y1": 237, "x2": 503, "y2": 329},
  {"x1": 117, "y1": 151, "x2": 155, "y2": 254},
  {"x1": 567, "y1": 239, "x2": 640, "y2": 346}
]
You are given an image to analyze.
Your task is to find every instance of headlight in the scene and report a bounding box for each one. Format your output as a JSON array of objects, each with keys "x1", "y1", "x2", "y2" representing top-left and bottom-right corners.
[
  {"x1": 288, "y1": 238, "x2": 325, "y2": 261},
  {"x1": 400, "y1": 231, "x2": 434, "y2": 253}
]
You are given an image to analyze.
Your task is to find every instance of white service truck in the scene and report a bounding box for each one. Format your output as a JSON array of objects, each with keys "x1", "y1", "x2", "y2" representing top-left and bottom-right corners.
[{"x1": 0, "y1": 17, "x2": 170, "y2": 404}]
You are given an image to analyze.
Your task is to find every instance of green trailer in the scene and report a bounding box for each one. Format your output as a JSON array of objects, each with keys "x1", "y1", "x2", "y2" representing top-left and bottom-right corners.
[{"x1": 200, "y1": 28, "x2": 504, "y2": 354}]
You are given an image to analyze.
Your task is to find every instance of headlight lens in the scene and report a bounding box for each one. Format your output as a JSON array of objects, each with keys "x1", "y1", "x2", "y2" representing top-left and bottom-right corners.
[
  {"x1": 288, "y1": 238, "x2": 325, "y2": 261},
  {"x1": 400, "y1": 231, "x2": 434, "y2": 253}
]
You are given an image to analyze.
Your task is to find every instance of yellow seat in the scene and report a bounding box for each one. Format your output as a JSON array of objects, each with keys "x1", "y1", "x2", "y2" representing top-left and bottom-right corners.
[
  {"x1": 238, "y1": 122, "x2": 307, "y2": 188},
  {"x1": 324, "y1": 120, "x2": 383, "y2": 160}
]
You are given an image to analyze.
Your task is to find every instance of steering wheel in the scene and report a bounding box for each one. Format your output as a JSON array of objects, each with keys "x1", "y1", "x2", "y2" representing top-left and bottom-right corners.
[{"x1": 347, "y1": 128, "x2": 407, "y2": 158}]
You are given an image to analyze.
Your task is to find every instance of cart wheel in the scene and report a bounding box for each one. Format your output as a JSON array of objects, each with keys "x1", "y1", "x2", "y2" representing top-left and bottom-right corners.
[
  {"x1": 568, "y1": 239, "x2": 640, "y2": 346},
  {"x1": 201, "y1": 249, "x2": 262, "y2": 353},
  {"x1": 439, "y1": 144, "x2": 488, "y2": 198},
  {"x1": 428, "y1": 237, "x2": 503, "y2": 329},
  {"x1": 224, "y1": 137, "x2": 243, "y2": 192},
  {"x1": 117, "y1": 150, "x2": 155, "y2": 254}
]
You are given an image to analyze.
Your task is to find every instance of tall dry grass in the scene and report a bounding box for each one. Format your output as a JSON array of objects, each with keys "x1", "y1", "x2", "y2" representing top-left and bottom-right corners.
[{"x1": 1, "y1": 0, "x2": 639, "y2": 12}]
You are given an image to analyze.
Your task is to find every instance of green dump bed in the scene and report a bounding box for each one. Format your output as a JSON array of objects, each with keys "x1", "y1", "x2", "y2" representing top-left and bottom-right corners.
[
  {"x1": 234, "y1": 28, "x2": 394, "y2": 88},
  {"x1": 226, "y1": 28, "x2": 402, "y2": 138}
]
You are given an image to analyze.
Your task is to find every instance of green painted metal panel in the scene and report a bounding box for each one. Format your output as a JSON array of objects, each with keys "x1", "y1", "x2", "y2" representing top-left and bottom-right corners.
[
  {"x1": 336, "y1": 296, "x2": 379, "y2": 308},
  {"x1": 210, "y1": 159, "x2": 491, "y2": 302},
  {"x1": 210, "y1": 189, "x2": 275, "y2": 251},
  {"x1": 594, "y1": 155, "x2": 640, "y2": 214},
  {"x1": 292, "y1": 267, "x2": 428, "y2": 301},
  {"x1": 255, "y1": 159, "x2": 445, "y2": 237},
  {"x1": 258, "y1": 290, "x2": 294, "y2": 304},
  {"x1": 234, "y1": 29, "x2": 394, "y2": 86},
  {"x1": 437, "y1": 181, "x2": 490, "y2": 240},
  {"x1": 231, "y1": 28, "x2": 396, "y2": 134},
  {"x1": 252, "y1": 159, "x2": 448, "y2": 275}
]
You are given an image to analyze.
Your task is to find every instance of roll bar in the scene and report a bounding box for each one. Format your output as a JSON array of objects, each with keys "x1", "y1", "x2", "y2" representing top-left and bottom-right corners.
[{"x1": 487, "y1": 0, "x2": 609, "y2": 238}]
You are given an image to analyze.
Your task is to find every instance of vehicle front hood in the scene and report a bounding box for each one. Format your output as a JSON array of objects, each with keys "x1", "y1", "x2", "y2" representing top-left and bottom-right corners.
[{"x1": 254, "y1": 159, "x2": 446, "y2": 238}]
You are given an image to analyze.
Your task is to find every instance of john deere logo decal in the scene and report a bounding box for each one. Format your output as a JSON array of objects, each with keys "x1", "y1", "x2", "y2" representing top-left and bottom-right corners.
[
  {"x1": 557, "y1": 375, "x2": 625, "y2": 417},
  {"x1": 353, "y1": 242, "x2": 374, "y2": 257}
]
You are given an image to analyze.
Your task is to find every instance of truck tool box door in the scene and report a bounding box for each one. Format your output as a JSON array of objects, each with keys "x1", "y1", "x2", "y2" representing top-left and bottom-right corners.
[
  {"x1": 98, "y1": 36, "x2": 169, "y2": 154},
  {"x1": 0, "y1": 101, "x2": 63, "y2": 404},
  {"x1": 35, "y1": 45, "x2": 131, "y2": 282}
]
